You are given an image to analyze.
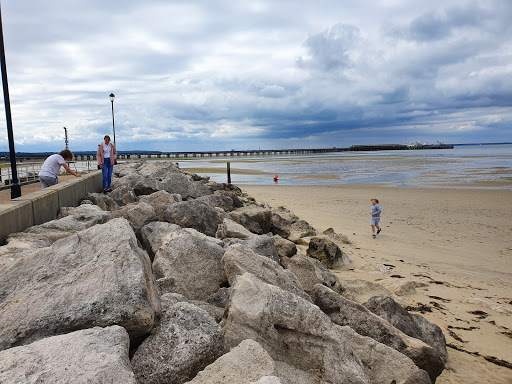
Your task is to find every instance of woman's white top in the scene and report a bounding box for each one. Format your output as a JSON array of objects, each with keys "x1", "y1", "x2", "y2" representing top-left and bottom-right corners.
[{"x1": 103, "y1": 143, "x2": 112, "y2": 158}]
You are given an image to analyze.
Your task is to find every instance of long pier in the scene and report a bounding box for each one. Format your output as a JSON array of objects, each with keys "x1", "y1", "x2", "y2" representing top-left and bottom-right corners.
[{"x1": 7, "y1": 144, "x2": 453, "y2": 162}]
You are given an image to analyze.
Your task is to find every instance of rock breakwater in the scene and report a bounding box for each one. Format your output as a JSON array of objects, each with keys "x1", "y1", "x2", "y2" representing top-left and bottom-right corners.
[{"x1": 0, "y1": 161, "x2": 446, "y2": 383}]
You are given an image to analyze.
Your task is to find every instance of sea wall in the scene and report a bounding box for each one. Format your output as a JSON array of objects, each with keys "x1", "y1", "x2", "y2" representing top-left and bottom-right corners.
[{"x1": 0, "y1": 171, "x2": 102, "y2": 244}]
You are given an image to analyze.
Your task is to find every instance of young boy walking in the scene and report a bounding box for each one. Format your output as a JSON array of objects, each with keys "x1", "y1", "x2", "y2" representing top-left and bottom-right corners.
[{"x1": 370, "y1": 198, "x2": 382, "y2": 238}]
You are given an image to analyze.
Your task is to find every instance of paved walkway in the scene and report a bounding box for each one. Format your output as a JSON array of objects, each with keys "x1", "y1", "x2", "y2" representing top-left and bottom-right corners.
[{"x1": 0, "y1": 175, "x2": 77, "y2": 204}]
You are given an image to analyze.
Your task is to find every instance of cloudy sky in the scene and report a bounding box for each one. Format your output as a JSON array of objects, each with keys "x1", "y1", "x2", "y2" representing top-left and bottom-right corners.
[{"x1": 0, "y1": 0, "x2": 511, "y2": 153}]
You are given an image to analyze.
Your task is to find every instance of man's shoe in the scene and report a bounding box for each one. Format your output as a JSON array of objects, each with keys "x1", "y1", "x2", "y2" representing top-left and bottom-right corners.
[
  {"x1": 377, "y1": 228, "x2": 381, "y2": 234},
  {"x1": 373, "y1": 234, "x2": 376, "y2": 238},
  {"x1": 103, "y1": 189, "x2": 107, "y2": 194},
  {"x1": 107, "y1": 188, "x2": 112, "y2": 192}
]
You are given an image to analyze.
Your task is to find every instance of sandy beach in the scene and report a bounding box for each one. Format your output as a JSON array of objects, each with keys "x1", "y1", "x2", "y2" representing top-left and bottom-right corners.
[{"x1": 242, "y1": 184, "x2": 512, "y2": 384}]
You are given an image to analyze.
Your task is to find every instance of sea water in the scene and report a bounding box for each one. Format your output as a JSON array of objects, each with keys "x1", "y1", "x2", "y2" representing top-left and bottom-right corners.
[{"x1": 178, "y1": 144, "x2": 512, "y2": 189}]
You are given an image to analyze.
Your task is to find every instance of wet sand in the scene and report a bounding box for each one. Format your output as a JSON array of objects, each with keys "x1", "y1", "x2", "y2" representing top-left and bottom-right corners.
[{"x1": 242, "y1": 184, "x2": 512, "y2": 384}]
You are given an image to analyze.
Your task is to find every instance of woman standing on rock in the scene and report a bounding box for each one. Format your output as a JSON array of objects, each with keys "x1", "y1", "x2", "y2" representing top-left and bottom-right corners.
[
  {"x1": 97, "y1": 135, "x2": 117, "y2": 194},
  {"x1": 39, "y1": 149, "x2": 82, "y2": 188}
]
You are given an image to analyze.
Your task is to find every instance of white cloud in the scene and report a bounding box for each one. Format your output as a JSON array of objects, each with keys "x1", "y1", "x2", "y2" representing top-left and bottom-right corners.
[{"x1": 0, "y1": 0, "x2": 510, "y2": 152}]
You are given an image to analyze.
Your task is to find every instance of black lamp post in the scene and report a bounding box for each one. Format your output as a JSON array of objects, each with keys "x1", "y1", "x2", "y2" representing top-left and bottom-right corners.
[
  {"x1": 0, "y1": 5, "x2": 21, "y2": 198},
  {"x1": 109, "y1": 93, "x2": 116, "y2": 147}
]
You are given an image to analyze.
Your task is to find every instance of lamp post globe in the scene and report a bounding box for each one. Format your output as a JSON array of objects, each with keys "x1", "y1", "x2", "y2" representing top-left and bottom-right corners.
[{"x1": 109, "y1": 93, "x2": 116, "y2": 147}]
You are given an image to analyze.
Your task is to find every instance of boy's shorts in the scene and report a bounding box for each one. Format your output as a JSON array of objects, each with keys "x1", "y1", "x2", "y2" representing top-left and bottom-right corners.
[{"x1": 371, "y1": 217, "x2": 380, "y2": 226}]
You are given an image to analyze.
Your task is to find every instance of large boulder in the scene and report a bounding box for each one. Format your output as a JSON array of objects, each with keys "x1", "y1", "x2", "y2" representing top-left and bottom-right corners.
[
  {"x1": 270, "y1": 206, "x2": 299, "y2": 238},
  {"x1": 140, "y1": 221, "x2": 182, "y2": 260},
  {"x1": 136, "y1": 161, "x2": 180, "y2": 179},
  {"x1": 79, "y1": 192, "x2": 120, "y2": 211},
  {"x1": 114, "y1": 161, "x2": 143, "y2": 177},
  {"x1": 223, "y1": 273, "x2": 369, "y2": 384},
  {"x1": 0, "y1": 218, "x2": 161, "y2": 350},
  {"x1": 306, "y1": 236, "x2": 351, "y2": 268},
  {"x1": 138, "y1": 190, "x2": 182, "y2": 221},
  {"x1": 153, "y1": 230, "x2": 227, "y2": 300},
  {"x1": 337, "y1": 325, "x2": 431, "y2": 384},
  {"x1": 222, "y1": 244, "x2": 309, "y2": 301},
  {"x1": 225, "y1": 235, "x2": 279, "y2": 263},
  {"x1": 112, "y1": 172, "x2": 158, "y2": 196},
  {"x1": 114, "y1": 202, "x2": 157, "y2": 236},
  {"x1": 281, "y1": 255, "x2": 342, "y2": 295},
  {"x1": 196, "y1": 193, "x2": 238, "y2": 212},
  {"x1": 323, "y1": 227, "x2": 350, "y2": 244},
  {"x1": 109, "y1": 184, "x2": 138, "y2": 206},
  {"x1": 164, "y1": 200, "x2": 225, "y2": 237},
  {"x1": 186, "y1": 339, "x2": 278, "y2": 384},
  {"x1": 131, "y1": 302, "x2": 225, "y2": 384},
  {"x1": 311, "y1": 284, "x2": 445, "y2": 382},
  {"x1": 0, "y1": 204, "x2": 112, "y2": 260},
  {"x1": 365, "y1": 296, "x2": 448, "y2": 362},
  {"x1": 141, "y1": 222, "x2": 223, "y2": 261},
  {"x1": 287, "y1": 220, "x2": 317, "y2": 242},
  {"x1": 158, "y1": 173, "x2": 213, "y2": 199},
  {"x1": 229, "y1": 204, "x2": 272, "y2": 235},
  {"x1": 216, "y1": 218, "x2": 256, "y2": 240},
  {"x1": 0, "y1": 326, "x2": 136, "y2": 383},
  {"x1": 272, "y1": 235, "x2": 297, "y2": 259},
  {"x1": 32, "y1": 203, "x2": 112, "y2": 240}
]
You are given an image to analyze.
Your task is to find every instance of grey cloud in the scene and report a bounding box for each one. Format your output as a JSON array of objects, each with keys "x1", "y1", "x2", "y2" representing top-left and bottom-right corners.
[{"x1": 300, "y1": 23, "x2": 360, "y2": 71}]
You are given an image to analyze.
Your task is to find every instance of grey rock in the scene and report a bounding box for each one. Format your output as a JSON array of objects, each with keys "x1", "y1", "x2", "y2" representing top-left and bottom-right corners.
[
  {"x1": 114, "y1": 202, "x2": 157, "y2": 236},
  {"x1": 158, "y1": 173, "x2": 213, "y2": 199},
  {"x1": 365, "y1": 296, "x2": 448, "y2": 362},
  {"x1": 114, "y1": 161, "x2": 143, "y2": 177},
  {"x1": 337, "y1": 325, "x2": 431, "y2": 384},
  {"x1": 322, "y1": 227, "x2": 351, "y2": 244},
  {"x1": 79, "y1": 192, "x2": 120, "y2": 211},
  {"x1": 287, "y1": 220, "x2": 317, "y2": 242},
  {"x1": 138, "y1": 190, "x2": 182, "y2": 221},
  {"x1": 109, "y1": 184, "x2": 138, "y2": 206},
  {"x1": 272, "y1": 235, "x2": 297, "y2": 259},
  {"x1": 222, "y1": 244, "x2": 309, "y2": 301},
  {"x1": 160, "y1": 293, "x2": 225, "y2": 324},
  {"x1": 230, "y1": 204, "x2": 272, "y2": 235},
  {"x1": 0, "y1": 326, "x2": 136, "y2": 384},
  {"x1": 206, "y1": 287, "x2": 231, "y2": 308},
  {"x1": 311, "y1": 284, "x2": 445, "y2": 382},
  {"x1": 225, "y1": 235, "x2": 279, "y2": 263},
  {"x1": 131, "y1": 302, "x2": 225, "y2": 384},
  {"x1": 306, "y1": 236, "x2": 351, "y2": 268},
  {"x1": 270, "y1": 206, "x2": 299, "y2": 238},
  {"x1": 196, "y1": 193, "x2": 238, "y2": 212},
  {"x1": 112, "y1": 172, "x2": 158, "y2": 196},
  {"x1": 136, "y1": 161, "x2": 180, "y2": 179},
  {"x1": 140, "y1": 221, "x2": 182, "y2": 260},
  {"x1": 186, "y1": 339, "x2": 278, "y2": 384},
  {"x1": 0, "y1": 218, "x2": 161, "y2": 350},
  {"x1": 281, "y1": 255, "x2": 342, "y2": 295},
  {"x1": 252, "y1": 377, "x2": 282, "y2": 384},
  {"x1": 223, "y1": 273, "x2": 369, "y2": 384},
  {"x1": 153, "y1": 231, "x2": 227, "y2": 300},
  {"x1": 0, "y1": 205, "x2": 112, "y2": 260},
  {"x1": 164, "y1": 200, "x2": 224, "y2": 237},
  {"x1": 216, "y1": 218, "x2": 256, "y2": 240}
]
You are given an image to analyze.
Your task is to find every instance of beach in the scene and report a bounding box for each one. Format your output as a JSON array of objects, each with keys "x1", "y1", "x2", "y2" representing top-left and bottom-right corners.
[{"x1": 242, "y1": 184, "x2": 512, "y2": 384}]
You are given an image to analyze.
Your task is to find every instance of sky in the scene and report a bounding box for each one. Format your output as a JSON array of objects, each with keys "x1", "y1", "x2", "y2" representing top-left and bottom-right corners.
[{"x1": 0, "y1": 0, "x2": 511, "y2": 153}]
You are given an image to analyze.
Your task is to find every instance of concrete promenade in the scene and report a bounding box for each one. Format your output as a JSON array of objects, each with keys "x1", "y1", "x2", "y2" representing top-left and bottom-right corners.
[{"x1": 0, "y1": 171, "x2": 102, "y2": 244}]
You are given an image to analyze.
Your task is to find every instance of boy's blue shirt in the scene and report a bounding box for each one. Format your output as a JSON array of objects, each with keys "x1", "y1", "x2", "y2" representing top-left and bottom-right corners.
[{"x1": 371, "y1": 204, "x2": 381, "y2": 217}]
